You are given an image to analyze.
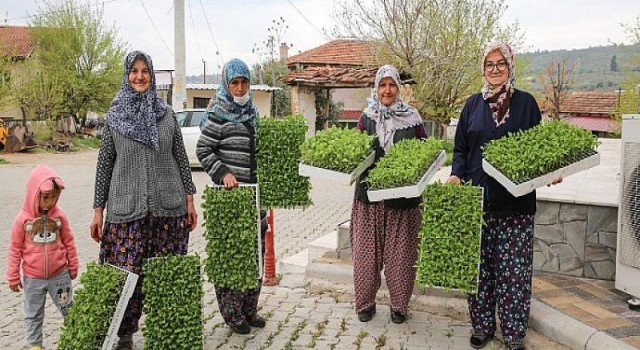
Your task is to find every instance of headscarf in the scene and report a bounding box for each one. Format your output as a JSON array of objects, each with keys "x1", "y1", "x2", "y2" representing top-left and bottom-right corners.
[
  {"x1": 481, "y1": 42, "x2": 515, "y2": 127},
  {"x1": 363, "y1": 65, "x2": 423, "y2": 153},
  {"x1": 106, "y1": 50, "x2": 169, "y2": 150},
  {"x1": 205, "y1": 58, "x2": 258, "y2": 130}
]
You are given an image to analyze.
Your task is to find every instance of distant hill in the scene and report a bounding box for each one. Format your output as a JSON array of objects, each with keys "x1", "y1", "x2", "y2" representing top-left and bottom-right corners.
[{"x1": 520, "y1": 44, "x2": 640, "y2": 92}]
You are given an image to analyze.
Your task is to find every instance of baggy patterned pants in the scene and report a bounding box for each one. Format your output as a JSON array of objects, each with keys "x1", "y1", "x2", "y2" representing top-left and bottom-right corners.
[
  {"x1": 468, "y1": 213, "x2": 534, "y2": 346},
  {"x1": 99, "y1": 214, "x2": 190, "y2": 337},
  {"x1": 350, "y1": 199, "x2": 422, "y2": 315}
]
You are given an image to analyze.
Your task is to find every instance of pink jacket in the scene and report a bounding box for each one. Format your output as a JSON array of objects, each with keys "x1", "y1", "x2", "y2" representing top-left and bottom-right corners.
[{"x1": 5, "y1": 165, "x2": 79, "y2": 285}]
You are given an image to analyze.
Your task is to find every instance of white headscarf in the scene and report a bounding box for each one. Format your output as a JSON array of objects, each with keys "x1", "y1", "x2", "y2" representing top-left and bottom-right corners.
[{"x1": 363, "y1": 65, "x2": 423, "y2": 152}]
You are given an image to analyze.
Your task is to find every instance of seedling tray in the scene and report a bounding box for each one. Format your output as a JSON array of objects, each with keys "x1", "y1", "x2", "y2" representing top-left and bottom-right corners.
[
  {"x1": 482, "y1": 151, "x2": 600, "y2": 197},
  {"x1": 298, "y1": 151, "x2": 376, "y2": 185},
  {"x1": 103, "y1": 264, "x2": 139, "y2": 350},
  {"x1": 367, "y1": 150, "x2": 446, "y2": 201}
]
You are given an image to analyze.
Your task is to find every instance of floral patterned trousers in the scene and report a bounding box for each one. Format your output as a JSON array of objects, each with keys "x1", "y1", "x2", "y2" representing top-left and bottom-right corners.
[
  {"x1": 468, "y1": 213, "x2": 534, "y2": 346},
  {"x1": 99, "y1": 214, "x2": 190, "y2": 337}
]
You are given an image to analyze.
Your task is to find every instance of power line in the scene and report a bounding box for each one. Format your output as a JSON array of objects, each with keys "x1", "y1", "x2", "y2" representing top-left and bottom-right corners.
[
  {"x1": 198, "y1": 0, "x2": 223, "y2": 69},
  {"x1": 186, "y1": 0, "x2": 203, "y2": 60},
  {"x1": 285, "y1": 0, "x2": 332, "y2": 41},
  {"x1": 138, "y1": 0, "x2": 173, "y2": 56}
]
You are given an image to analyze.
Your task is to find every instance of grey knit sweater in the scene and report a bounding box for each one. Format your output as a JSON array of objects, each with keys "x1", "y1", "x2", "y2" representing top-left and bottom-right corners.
[
  {"x1": 93, "y1": 110, "x2": 197, "y2": 223},
  {"x1": 196, "y1": 115, "x2": 257, "y2": 184}
]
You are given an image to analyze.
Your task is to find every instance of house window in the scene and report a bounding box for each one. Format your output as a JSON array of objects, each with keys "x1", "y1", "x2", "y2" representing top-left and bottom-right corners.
[{"x1": 193, "y1": 97, "x2": 210, "y2": 109}]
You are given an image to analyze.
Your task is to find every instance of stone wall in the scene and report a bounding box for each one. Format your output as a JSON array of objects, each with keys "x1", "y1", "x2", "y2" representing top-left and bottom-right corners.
[{"x1": 534, "y1": 200, "x2": 618, "y2": 280}]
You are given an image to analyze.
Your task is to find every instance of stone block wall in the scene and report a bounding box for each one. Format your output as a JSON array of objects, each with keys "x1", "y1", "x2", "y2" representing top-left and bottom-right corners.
[{"x1": 534, "y1": 200, "x2": 618, "y2": 280}]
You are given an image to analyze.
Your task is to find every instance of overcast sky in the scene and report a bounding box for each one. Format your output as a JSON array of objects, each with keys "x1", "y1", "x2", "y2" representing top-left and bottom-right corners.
[{"x1": 2, "y1": 0, "x2": 639, "y2": 75}]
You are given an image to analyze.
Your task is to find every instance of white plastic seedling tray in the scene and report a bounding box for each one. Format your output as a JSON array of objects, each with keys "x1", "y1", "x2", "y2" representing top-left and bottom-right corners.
[
  {"x1": 102, "y1": 265, "x2": 139, "y2": 350},
  {"x1": 367, "y1": 150, "x2": 447, "y2": 202},
  {"x1": 482, "y1": 151, "x2": 601, "y2": 197},
  {"x1": 298, "y1": 152, "x2": 376, "y2": 185}
]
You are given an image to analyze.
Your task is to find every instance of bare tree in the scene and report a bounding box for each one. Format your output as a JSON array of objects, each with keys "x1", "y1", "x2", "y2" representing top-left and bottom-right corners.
[
  {"x1": 539, "y1": 58, "x2": 576, "y2": 119},
  {"x1": 333, "y1": 0, "x2": 524, "y2": 138},
  {"x1": 622, "y1": 15, "x2": 640, "y2": 45}
]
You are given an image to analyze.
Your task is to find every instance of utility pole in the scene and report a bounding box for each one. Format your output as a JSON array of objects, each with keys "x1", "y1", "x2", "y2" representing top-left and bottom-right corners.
[
  {"x1": 202, "y1": 60, "x2": 206, "y2": 84},
  {"x1": 173, "y1": 0, "x2": 187, "y2": 109}
]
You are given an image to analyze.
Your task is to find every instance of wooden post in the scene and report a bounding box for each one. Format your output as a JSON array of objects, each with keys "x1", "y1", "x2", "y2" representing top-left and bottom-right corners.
[{"x1": 263, "y1": 208, "x2": 279, "y2": 286}]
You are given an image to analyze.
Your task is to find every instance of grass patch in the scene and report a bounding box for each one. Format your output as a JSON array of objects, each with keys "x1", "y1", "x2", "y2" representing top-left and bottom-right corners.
[
  {"x1": 0, "y1": 158, "x2": 8, "y2": 164},
  {"x1": 70, "y1": 136, "x2": 101, "y2": 150}
]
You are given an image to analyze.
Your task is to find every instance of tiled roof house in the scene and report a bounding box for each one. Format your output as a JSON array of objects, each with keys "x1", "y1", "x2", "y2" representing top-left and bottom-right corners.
[
  {"x1": 0, "y1": 25, "x2": 35, "y2": 60},
  {"x1": 560, "y1": 91, "x2": 620, "y2": 134}
]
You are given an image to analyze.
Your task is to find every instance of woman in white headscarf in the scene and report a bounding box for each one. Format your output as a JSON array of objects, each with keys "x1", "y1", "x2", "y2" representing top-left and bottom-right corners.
[{"x1": 350, "y1": 64, "x2": 427, "y2": 324}]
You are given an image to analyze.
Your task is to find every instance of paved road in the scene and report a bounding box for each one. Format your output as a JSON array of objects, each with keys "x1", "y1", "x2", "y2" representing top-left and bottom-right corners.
[{"x1": 0, "y1": 150, "x2": 567, "y2": 349}]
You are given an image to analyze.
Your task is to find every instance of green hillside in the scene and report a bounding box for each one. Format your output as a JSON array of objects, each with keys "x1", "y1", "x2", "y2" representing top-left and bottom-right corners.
[{"x1": 520, "y1": 44, "x2": 640, "y2": 92}]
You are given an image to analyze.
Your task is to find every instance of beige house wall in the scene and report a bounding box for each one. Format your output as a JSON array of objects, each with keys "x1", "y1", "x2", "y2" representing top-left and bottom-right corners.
[
  {"x1": 0, "y1": 60, "x2": 30, "y2": 120},
  {"x1": 184, "y1": 89, "x2": 273, "y2": 117}
]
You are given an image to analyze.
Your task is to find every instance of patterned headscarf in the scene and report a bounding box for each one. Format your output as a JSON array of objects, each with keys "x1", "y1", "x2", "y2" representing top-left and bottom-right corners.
[
  {"x1": 481, "y1": 42, "x2": 515, "y2": 127},
  {"x1": 106, "y1": 50, "x2": 169, "y2": 150},
  {"x1": 205, "y1": 58, "x2": 258, "y2": 130},
  {"x1": 363, "y1": 65, "x2": 423, "y2": 153}
]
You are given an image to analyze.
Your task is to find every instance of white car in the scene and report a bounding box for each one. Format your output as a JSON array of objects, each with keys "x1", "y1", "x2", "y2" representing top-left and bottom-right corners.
[{"x1": 176, "y1": 108, "x2": 206, "y2": 167}]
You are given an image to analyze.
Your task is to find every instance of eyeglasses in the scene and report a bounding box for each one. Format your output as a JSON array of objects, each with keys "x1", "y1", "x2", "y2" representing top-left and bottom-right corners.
[{"x1": 484, "y1": 61, "x2": 508, "y2": 72}]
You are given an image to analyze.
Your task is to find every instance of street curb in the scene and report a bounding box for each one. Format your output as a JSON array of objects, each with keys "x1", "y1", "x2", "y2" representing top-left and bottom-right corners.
[{"x1": 529, "y1": 299, "x2": 637, "y2": 350}]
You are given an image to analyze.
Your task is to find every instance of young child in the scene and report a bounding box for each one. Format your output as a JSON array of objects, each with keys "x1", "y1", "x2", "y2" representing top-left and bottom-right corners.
[{"x1": 5, "y1": 164, "x2": 79, "y2": 350}]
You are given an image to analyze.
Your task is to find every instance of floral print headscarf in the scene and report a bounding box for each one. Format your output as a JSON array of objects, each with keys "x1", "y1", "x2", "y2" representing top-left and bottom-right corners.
[{"x1": 481, "y1": 42, "x2": 515, "y2": 127}]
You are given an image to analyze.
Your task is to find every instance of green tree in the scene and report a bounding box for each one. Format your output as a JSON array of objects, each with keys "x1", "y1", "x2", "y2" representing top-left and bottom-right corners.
[
  {"x1": 611, "y1": 55, "x2": 618, "y2": 72},
  {"x1": 29, "y1": 0, "x2": 126, "y2": 123},
  {"x1": 333, "y1": 0, "x2": 524, "y2": 138}
]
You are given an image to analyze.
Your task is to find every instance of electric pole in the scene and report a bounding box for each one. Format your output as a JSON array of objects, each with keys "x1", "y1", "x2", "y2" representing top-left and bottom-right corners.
[{"x1": 173, "y1": 0, "x2": 187, "y2": 109}]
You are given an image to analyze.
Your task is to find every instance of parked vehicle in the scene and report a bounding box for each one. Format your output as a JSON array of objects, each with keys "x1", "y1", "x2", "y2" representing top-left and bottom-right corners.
[{"x1": 176, "y1": 109, "x2": 206, "y2": 167}]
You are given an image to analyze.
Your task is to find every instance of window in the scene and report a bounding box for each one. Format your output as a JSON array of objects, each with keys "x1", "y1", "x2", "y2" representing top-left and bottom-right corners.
[
  {"x1": 175, "y1": 111, "x2": 188, "y2": 127},
  {"x1": 189, "y1": 111, "x2": 205, "y2": 127},
  {"x1": 193, "y1": 97, "x2": 210, "y2": 109}
]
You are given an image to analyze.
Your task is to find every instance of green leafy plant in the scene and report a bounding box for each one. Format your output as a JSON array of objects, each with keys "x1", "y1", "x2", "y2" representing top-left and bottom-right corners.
[
  {"x1": 202, "y1": 185, "x2": 260, "y2": 291},
  {"x1": 365, "y1": 138, "x2": 444, "y2": 190},
  {"x1": 57, "y1": 262, "x2": 129, "y2": 350},
  {"x1": 257, "y1": 115, "x2": 312, "y2": 208},
  {"x1": 300, "y1": 127, "x2": 375, "y2": 173},
  {"x1": 417, "y1": 182, "x2": 483, "y2": 293},
  {"x1": 483, "y1": 119, "x2": 600, "y2": 184},
  {"x1": 142, "y1": 255, "x2": 203, "y2": 350}
]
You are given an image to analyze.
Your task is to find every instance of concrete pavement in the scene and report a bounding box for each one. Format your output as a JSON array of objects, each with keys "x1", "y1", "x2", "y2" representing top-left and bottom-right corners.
[{"x1": 0, "y1": 150, "x2": 567, "y2": 349}]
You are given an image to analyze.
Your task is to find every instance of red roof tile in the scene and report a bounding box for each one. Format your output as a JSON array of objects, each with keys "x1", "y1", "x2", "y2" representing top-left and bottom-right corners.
[
  {"x1": 286, "y1": 39, "x2": 377, "y2": 67},
  {"x1": 340, "y1": 109, "x2": 362, "y2": 121},
  {"x1": 0, "y1": 26, "x2": 34, "y2": 59},
  {"x1": 560, "y1": 91, "x2": 618, "y2": 115},
  {"x1": 563, "y1": 116, "x2": 620, "y2": 133}
]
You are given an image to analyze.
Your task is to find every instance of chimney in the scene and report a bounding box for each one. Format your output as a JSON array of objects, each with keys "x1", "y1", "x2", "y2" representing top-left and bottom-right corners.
[{"x1": 279, "y1": 43, "x2": 289, "y2": 63}]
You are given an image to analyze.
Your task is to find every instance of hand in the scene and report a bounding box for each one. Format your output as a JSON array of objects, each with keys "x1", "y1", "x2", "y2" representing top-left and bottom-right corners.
[
  {"x1": 446, "y1": 175, "x2": 461, "y2": 185},
  {"x1": 186, "y1": 195, "x2": 198, "y2": 231},
  {"x1": 9, "y1": 282, "x2": 22, "y2": 292},
  {"x1": 222, "y1": 173, "x2": 238, "y2": 190},
  {"x1": 547, "y1": 177, "x2": 563, "y2": 187},
  {"x1": 90, "y1": 209, "x2": 104, "y2": 243}
]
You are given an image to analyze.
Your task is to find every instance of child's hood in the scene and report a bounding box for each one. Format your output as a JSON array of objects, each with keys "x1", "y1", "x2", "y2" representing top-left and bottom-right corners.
[{"x1": 22, "y1": 164, "x2": 66, "y2": 217}]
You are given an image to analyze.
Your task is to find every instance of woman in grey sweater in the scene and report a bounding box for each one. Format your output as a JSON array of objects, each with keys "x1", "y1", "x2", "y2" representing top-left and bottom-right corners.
[
  {"x1": 196, "y1": 58, "x2": 266, "y2": 335},
  {"x1": 89, "y1": 50, "x2": 197, "y2": 350}
]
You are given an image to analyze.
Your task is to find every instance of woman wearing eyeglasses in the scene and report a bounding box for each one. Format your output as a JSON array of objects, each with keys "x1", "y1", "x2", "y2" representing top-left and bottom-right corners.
[{"x1": 446, "y1": 42, "x2": 547, "y2": 350}]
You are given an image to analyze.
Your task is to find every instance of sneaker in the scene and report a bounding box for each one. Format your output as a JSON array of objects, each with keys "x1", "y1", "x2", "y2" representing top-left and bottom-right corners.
[
  {"x1": 390, "y1": 310, "x2": 407, "y2": 324},
  {"x1": 248, "y1": 315, "x2": 266, "y2": 328},
  {"x1": 230, "y1": 321, "x2": 251, "y2": 334},
  {"x1": 115, "y1": 334, "x2": 133, "y2": 350},
  {"x1": 30, "y1": 347, "x2": 43, "y2": 350},
  {"x1": 469, "y1": 332, "x2": 494, "y2": 349},
  {"x1": 357, "y1": 306, "x2": 376, "y2": 322}
]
